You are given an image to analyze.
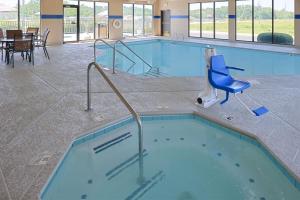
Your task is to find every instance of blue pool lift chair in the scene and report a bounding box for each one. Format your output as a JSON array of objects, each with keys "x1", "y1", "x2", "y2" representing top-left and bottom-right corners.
[{"x1": 208, "y1": 55, "x2": 268, "y2": 116}]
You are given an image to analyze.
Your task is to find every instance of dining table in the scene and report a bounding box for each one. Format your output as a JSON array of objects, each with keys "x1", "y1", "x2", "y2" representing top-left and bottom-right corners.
[{"x1": 0, "y1": 37, "x2": 33, "y2": 64}]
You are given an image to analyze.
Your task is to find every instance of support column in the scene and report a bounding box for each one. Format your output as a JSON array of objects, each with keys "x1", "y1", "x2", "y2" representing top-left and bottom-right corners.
[
  {"x1": 153, "y1": 0, "x2": 161, "y2": 36},
  {"x1": 108, "y1": 0, "x2": 123, "y2": 40},
  {"x1": 295, "y1": 0, "x2": 300, "y2": 46},
  {"x1": 40, "y1": 0, "x2": 63, "y2": 45},
  {"x1": 228, "y1": 0, "x2": 236, "y2": 41}
]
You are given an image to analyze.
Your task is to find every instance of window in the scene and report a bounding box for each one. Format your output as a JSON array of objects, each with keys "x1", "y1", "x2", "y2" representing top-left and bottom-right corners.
[
  {"x1": 134, "y1": 4, "x2": 144, "y2": 36},
  {"x1": 123, "y1": 4, "x2": 153, "y2": 37},
  {"x1": 123, "y1": 4, "x2": 134, "y2": 36},
  {"x1": 95, "y1": 2, "x2": 109, "y2": 39},
  {"x1": 254, "y1": 0, "x2": 272, "y2": 42},
  {"x1": 236, "y1": 0, "x2": 253, "y2": 41},
  {"x1": 188, "y1": 2, "x2": 228, "y2": 40},
  {"x1": 274, "y1": 0, "x2": 294, "y2": 40},
  {"x1": 215, "y1": 1, "x2": 228, "y2": 39},
  {"x1": 236, "y1": 0, "x2": 294, "y2": 44},
  {"x1": 144, "y1": 5, "x2": 153, "y2": 35},
  {"x1": 0, "y1": 0, "x2": 40, "y2": 31},
  {"x1": 80, "y1": 1, "x2": 94, "y2": 40},
  {"x1": 189, "y1": 3, "x2": 201, "y2": 37},
  {"x1": 202, "y1": 2, "x2": 214, "y2": 38}
]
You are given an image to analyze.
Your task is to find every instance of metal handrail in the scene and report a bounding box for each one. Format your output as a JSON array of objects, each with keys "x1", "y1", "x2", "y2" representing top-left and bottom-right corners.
[
  {"x1": 115, "y1": 40, "x2": 153, "y2": 71},
  {"x1": 94, "y1": 39, "x2": 136, "y2": 73},
  {"x1": 86, "y1": 62, "x2": 144, "y2": 184}
]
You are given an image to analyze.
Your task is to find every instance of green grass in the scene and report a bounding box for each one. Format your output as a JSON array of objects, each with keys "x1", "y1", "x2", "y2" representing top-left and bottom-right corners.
[{"x1": 190, "y1": 19, "x2": 294, "y2": 36}]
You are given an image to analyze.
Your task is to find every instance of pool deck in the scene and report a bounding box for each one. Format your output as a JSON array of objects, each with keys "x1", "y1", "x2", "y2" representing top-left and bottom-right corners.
[{"x1": 0, "y1": 40, "x2": 300, "y2": 200}]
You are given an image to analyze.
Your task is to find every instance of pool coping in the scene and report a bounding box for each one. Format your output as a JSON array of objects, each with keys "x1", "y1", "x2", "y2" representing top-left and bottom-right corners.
[{"x1": 39, "y1": 111, "x2": 300, "y2": 199}]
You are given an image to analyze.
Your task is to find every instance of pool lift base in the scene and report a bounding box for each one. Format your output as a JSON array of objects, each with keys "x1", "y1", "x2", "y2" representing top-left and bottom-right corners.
[{"x1": 197, "y1": 46, "x2": 219, "y2": 108}]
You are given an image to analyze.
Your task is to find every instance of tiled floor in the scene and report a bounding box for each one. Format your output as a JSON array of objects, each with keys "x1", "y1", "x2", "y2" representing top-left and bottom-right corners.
[{"x1": 0, "y1": 41, "x2": 300, "y2": 200}]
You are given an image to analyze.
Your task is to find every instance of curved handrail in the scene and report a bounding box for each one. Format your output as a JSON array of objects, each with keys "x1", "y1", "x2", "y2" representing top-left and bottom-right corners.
[
  {"x1": 86, "y1": 62, "x2": 144, "y2": 184},
  {"x1": 94, "y1": 39, "x2": 136, "y2": 73},
  {"x1": 115, "y1": 40, "x2": 153, "y2": 72}
]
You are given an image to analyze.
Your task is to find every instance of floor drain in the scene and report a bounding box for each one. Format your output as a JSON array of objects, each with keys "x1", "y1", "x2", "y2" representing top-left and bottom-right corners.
[{"x1": 226, "y1": 116, "x2": 233, "y2": 121}]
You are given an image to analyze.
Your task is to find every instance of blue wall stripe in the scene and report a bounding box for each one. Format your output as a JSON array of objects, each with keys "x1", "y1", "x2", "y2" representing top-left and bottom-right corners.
[
  {"x1": 171, "y1": 15, "x2": 189, "y2": 19},
  {"x1": 153, "y1": 16, "x2": 161, "y2": 19},
  {"x1": 295, "y1": 14, "x2": 300, "y2": 19},
  {"x1": 109, "y1": 15, "x2": 123, "y2": 19},
  {"x1": 229, "y1": 15, "x2": 236, "y2": 19},
  {"x1": 41, "y1": 15, "x2": 63, "y2": 19}
]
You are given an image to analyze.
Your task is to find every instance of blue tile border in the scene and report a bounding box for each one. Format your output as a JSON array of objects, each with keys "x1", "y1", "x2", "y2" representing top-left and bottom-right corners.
[
  {"x1": 153, "y1": 16, "x2": 161, "y2": 19},
  {"x1": 171, "y1": 15, "x2": 189, "y2": 19},
  {"x1": 295, "y1": 14, "x2": 300, "y2": 19},
  {"x1": 229, "y1": 15, "x2": 236, "y2": 19},
  {"x1": 108, "y1": 15, "x2": 123, "y2": 19},
  {"x1": 40, "y1": 113, "x2": 300, "y2": 199},
  {"x1": 41, "y1": 15, "x2": 63, "y2": 19}
]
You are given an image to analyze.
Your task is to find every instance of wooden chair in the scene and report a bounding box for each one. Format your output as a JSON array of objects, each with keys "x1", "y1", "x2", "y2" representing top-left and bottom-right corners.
[
  {"x1": 10, "y1": 34, "x2": 34, "y2": 68},
  {"x1": 26, "y1": 27, "x2": 39, "y2": 39},
  {"x1": 6, "y1": 30, "x2": 22, "y2": 39}
]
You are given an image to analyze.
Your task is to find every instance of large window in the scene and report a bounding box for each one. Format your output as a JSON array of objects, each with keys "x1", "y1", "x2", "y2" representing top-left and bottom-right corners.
[
  {"x1": 202, "y1": 2, "x2": 214, "y2": 38},
  {"x1": 236, "y1": 0, "x2": 295, "y2": 44},
  {"x1": 236, "y1": 0, "x2": 253, "y2": 41},
  {"x1": 189, "y1": 3, "x2": 201, "y2": 37},
  {"x1": 123, "y1": 4, "x2": 153, "y2": 37},
  {"x1": 254, "y1": 0, "x2": 272, "y2": 42},
  {"x1": 0, "y1": 0, "x2": 40, "y2": 32},
  {"x1": 189, "y1": 2, "x2": 228, "y2": 40},
  {"x1": 63, "y1": 0, "x2": 108, "y2": 41},
  {"x1": 215, "y1": 1, "x2": 229, "y2": 39},
  {"x1": 274, "y1": 0, "x2": 294, "y2": 39},
  {"x1": 123, "y1": 4, "x2": 134, "y2": 36},
  {"x1": 80, "y1": 1, "x2": 94, "y2": 40},
  {"x1": 144, "y1": 5, "x2": 153, "y2": 35}
]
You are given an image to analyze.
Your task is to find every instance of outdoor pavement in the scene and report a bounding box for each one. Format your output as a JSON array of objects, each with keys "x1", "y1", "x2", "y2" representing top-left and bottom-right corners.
[{"x1": 0, "y1": 40, "x2": 300, "y2": 200}]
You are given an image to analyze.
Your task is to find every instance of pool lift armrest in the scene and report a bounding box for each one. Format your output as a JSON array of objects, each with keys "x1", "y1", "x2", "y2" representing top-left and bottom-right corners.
[{"x1": 226, "y1": 66, "x2": 245, "y2": 71}]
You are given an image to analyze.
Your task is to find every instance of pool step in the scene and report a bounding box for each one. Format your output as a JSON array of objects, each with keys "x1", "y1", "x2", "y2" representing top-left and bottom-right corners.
[
  {"x1": 106, "y1": 150, "x2": 148, "y2": 181},
  {"x1": 93, "y1": 132, "x2": 132, "y2": 154},
  {"x1": 125, "y1": 170, "x2": 165, "y2": 200},
  {"x1": 145, "y1": 67, "x2": 168, "y2": 77}
]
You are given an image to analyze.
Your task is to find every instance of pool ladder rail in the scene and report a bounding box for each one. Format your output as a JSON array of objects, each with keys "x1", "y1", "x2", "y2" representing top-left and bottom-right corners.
[
  {"x1": 94, "y1": 39, "x2": 167, "y2": 77},
  {"x1": 86, "y1": 62, "x2": 145, "y2": 184}
]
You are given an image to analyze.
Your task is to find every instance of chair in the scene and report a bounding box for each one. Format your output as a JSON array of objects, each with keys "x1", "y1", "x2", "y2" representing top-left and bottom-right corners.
[
  {"x1": 35, "y1": 28, "x2": 50, "y2": 60},
  {"x1": 0, "y1": 28, "x2": 4, "y2": 60},
  {"x1": 26, "y1": 27, "x2": 39, "y2": 39},
  {"x1": 6, "y1": 30, "x2": 22, "y2": 39},
  {"x1": 208, "y1": 55, "x2": 268, "y2": 116},
  {"x1": 10, "y1": 34, "x2": 34, "y2": 68}
]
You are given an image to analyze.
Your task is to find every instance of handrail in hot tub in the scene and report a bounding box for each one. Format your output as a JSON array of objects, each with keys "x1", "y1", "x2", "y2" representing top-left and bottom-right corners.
[{"x1": 86, "y1": 62, "x2": 145, "y2": 184}]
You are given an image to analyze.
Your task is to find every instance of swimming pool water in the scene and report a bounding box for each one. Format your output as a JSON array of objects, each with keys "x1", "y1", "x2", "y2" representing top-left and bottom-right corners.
[
  {"x1": 96, "y1": 39, "x2": 300, "y2": 77},
  {"x1": 41, "y1": 115, "x2": 300, "y2": 200}
]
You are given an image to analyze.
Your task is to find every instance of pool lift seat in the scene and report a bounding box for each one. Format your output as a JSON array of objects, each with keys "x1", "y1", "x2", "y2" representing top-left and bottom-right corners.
[{"x1": 209, "y1": 55, "x2": 268, "y2": 116}]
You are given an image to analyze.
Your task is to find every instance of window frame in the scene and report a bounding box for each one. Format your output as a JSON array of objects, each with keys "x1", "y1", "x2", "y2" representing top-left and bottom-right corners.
[
  {"x1": 235, "y1": 0, "x2": 294, "y2": 45},
  {"x1": 188, "y1": 1, "x2": 229, "y2": 41},
  {"x1": 123, "y1": 3, "x2": 153, "y2": 37}
]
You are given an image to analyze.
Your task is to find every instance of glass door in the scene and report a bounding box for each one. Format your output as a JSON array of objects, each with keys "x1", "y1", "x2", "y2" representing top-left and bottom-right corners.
[{"x1": 64, "y1": 5, "x2": 79, "y2": 42}]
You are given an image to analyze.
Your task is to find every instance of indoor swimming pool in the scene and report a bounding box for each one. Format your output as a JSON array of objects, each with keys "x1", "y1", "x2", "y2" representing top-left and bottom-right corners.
[
  {"x1": 41, "y1": 114, "x2": 300, "y2": 200},
  {"x1": 96, "y1": 39, "x2": 300, "y2": 77}
]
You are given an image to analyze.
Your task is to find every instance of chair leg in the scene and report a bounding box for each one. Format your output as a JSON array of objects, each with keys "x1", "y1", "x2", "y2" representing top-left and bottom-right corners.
[
  {"x1": 31, "y1": 50, "x2": 34, "y2": 66},
  {"x1": 220, "y1": 91, "x2": 230, "y2": 105},
  {"x1": 44, "y1": 46, "x2": 50, "y2": 60},
  {"x1": 12, "y1": 53, "x2": 14, "y2": 68}
]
